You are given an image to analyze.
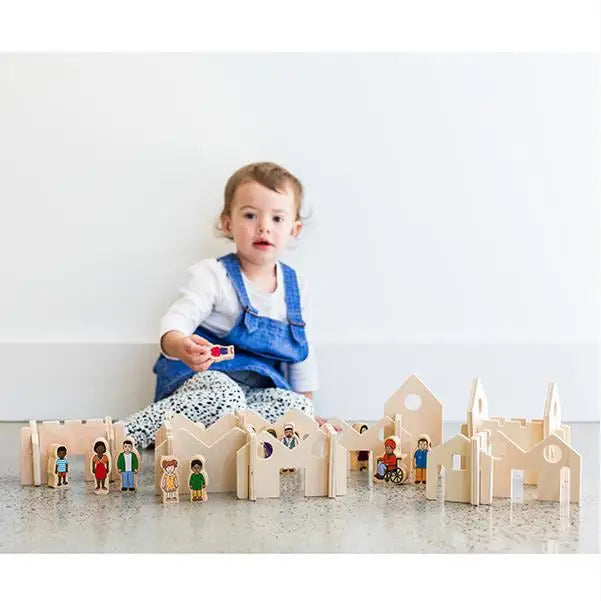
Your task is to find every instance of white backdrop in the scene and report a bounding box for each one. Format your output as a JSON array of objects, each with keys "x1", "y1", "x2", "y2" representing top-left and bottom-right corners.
[{"x1": 0, "y1": 53, "x2": 598, "y2": 421}]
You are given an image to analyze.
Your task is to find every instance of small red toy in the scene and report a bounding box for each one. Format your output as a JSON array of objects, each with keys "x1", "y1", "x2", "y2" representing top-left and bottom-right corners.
[{"x1": 209, "y1": 345, "x2": 235, "y2": 362}]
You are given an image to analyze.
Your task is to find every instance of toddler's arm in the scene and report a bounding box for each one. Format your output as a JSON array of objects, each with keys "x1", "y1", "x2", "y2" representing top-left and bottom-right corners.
[
  {"x1": 159, "y1": 260, "x2": 222, "y2": 372},
  {"x1": 161, "y1": 330, "x2": 215, "y2": 373}
]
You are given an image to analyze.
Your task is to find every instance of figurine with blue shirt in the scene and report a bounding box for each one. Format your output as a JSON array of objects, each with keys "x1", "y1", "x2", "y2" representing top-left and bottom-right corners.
[{"x1": 413, "y1": 435, "x2": 431, "y2": 484}]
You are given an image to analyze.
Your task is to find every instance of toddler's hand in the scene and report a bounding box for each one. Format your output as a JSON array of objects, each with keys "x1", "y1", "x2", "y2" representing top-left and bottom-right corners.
[
  {"x1": 315, "y1": 416, "x2": 342, "y2": 432},
  {"x1": 177, "y1": 335, "x2": 214, "y2": 372}
]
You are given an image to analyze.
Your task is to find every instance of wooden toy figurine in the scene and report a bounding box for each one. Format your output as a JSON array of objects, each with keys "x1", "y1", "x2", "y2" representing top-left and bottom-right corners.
[
  {"x1": 47, "y1": 445, "x2": 69, "y2": 488},
  {"x1": 374, "y1": 436, "x2": 408, "y2": 484},
  {"x1": 210, "y1": 344, "x2": 234, "y2": 363},
  {"x1": 413, "y1": 434, "x2": 431, "y2": 484},
  {"x1": 188, "y1": 456, "x2": 208, "y2": 502},
  {"x1": 356, "y1": 424, "x2": 370, "y2": 471},
  {"x1": 117, "y1": 438, "x2": 139, "y2": 492},
  {"x1": 160, "y1": 456, "x2": 180, "y2": 503},
  {"x1": 281, "y1": 422, "x2": 300, "y2": 473},
  {"x1": 91, "y1": 438, "x2": 111, "y2": 495}
]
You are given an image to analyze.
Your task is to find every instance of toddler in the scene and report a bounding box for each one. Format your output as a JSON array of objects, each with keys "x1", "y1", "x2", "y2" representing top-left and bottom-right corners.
[{"x1": 124, "y1": 162, "x2": 318, "y2": 448}]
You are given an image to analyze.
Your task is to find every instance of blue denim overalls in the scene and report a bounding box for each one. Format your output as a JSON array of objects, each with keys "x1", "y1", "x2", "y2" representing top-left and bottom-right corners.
[{"x1": 152, "y1": 253, "x2": 309, "y2": 402}]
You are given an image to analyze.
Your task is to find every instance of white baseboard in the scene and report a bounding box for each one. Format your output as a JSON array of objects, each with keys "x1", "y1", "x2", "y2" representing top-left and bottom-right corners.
[{"x1": 0, "y1": 342, "x2": 597, "y2": 422}]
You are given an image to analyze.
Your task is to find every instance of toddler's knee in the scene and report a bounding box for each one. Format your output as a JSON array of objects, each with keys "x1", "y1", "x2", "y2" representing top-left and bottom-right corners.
[
  {"x1": 184, "y1": 370, "x2": 240, "y2": 390},
  {"x1": 288, "y1": 392, "x2": 314, "y2": 417}
]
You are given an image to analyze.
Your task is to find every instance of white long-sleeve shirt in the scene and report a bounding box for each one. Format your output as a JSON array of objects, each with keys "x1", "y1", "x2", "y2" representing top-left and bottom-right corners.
[{"x1": 159, "y1": 258, "x2": 318, "y2": 392}]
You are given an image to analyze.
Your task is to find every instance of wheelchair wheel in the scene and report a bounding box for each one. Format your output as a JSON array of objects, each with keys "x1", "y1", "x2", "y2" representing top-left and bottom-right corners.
[
  {"x1": 389, "y1": 468, "x2": 404, "y2": 484},
  {"x1": 384, "y1": 470, "x2": 391, "y2": 482}
]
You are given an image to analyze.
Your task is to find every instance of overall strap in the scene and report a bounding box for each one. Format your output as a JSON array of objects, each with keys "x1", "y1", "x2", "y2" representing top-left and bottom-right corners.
[
  {"x1": 280, "y1": 261, "x2": 306, "y2": 344},
  {"x1": 218, "y1": 253, "x2": 260, "y2": 333},
  {"x1": 280, "y1": 262, "x2": 305, "y2": 326}
]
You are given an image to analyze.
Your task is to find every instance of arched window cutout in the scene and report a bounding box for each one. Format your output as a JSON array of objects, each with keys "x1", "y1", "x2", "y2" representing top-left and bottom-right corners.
[
  {"x1": 259, "y1": 441, "x2": 273, "y2": 459},
  {"x1": 544, "y1": 444, "x2": 562, "y2": 464},
  {"x1": 510, "y1": 469, "x2": 524, "y2": 503},
  {"x1": 451, "y1": 454, "x2": 465, "y2": 470},
  {"x1": 559, "y1": 466, "x2": 570, "y2": 506}
]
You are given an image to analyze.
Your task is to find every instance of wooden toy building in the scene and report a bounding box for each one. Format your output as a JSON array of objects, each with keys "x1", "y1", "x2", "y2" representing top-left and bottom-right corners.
[
  {"x1": 330, "y1": 374, "x2": 443, "y2": 481},
  {"x1": 20, "y1": 416, "x2": 141, "y2": 487},
  {"x1": 153, "y1": 407, "x2": 346, "y2": 500},
  {"x1": 19, "y1": 374, "x2": 581, "y2": 507},
  {"x1": 425, "y1": 379, "x2": 581, "y2": 505}
]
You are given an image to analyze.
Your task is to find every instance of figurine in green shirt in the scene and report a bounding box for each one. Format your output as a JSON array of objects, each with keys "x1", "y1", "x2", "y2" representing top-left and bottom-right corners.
[
  {"x1": 189, "y1": 458, "x2": 207, "y2": 502},
  {"x1": 117, "y1": 439, "x2": 139, "y2": 492}
]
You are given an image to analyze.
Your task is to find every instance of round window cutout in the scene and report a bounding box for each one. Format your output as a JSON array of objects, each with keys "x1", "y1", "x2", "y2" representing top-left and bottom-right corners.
[
  {"x1": 404, "y1": 394, "x2": 422, "y2": 411},
  {"x1": 260, "y1": 442, "x2": 273, "y2": 459},
  {"x1": 312, "y1": 439, "x2": 326, "y2": 458},
  {"x1": 543, "y1": 444, "x2": 562, "y2": 464}
]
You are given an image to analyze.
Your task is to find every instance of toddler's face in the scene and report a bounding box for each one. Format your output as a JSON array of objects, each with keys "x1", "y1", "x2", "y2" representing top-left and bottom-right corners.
[{"x1": 222, "y1": 181, "x2": 302, "y2": 266}]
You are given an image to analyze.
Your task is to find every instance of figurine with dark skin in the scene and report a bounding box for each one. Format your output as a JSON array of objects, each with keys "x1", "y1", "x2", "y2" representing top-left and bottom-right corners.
[
  {"x1": 413, "y1": 435, "x2": 431, "y2": 484},
  {"x1": 91, "y1": 441, "x2": 110, "y2": 493},
  {"x1": 189, "y1": 459, "x2": 207, "y2": 502},
  {"x1": 55, "y1": 446, "x2": 69, "y2": 486}
]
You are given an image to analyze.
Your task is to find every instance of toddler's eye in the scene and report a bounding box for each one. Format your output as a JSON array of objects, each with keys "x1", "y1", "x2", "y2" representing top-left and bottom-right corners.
[
  {"x1": 244, "y1": 212, "x2": 256, "y2": 220},
  {"x1": 273, "y1": 216, "x2": 283, "y2": 223}
]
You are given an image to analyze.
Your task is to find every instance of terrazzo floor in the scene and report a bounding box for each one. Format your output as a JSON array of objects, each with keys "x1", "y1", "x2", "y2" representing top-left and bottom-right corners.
[{"x1": 1, "y1": 422, "x2": 598, "y2": 553}]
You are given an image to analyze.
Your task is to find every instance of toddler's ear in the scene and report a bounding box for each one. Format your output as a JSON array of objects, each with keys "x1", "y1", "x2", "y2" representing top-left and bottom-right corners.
[
  {"x1": 291, "y1": 221, "x2": 303, "y2": 240},
  {"x1": 220, "y1": 214, "x2": 232, "y2": 236}
]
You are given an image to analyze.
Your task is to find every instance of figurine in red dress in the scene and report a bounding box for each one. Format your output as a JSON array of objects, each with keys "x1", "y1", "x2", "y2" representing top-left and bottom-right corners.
[{"x1": 91, "y1": 440, "x2": 110, "y2": 493}]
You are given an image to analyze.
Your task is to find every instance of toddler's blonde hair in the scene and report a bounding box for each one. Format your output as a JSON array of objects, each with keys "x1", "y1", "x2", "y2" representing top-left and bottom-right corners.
[{"x1": 217, "y1": 162, "x2": 304, "y2": 240}]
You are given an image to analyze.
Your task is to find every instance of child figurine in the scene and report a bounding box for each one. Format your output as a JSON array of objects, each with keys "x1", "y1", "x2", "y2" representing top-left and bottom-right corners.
[
  {"x1": 413, "y1": 435, "x2": 431, "y2": 484},
  {"x1": 117, "y1": 439, "x2": 139, "y2": 492},
  {"x1": 280, "y1": 422, "x2": 300, "y2": 473},
  {"x1": 160, "y1": 457, "x2": 180, "y2": 503},
  {"x1": 374, "y1": 437, "x2": 400, "y2": 480},
  {"x1": 91, "y1": 439, "x2": 111, "y2": 495},
  {"x1": 188, "y1": 457, "x2": 208, "y2": 502},
  {"x1": 352, "y1": 423, "x2": 370, "y2": 471},
  {"x1": 281, "y1": 423, "x2": 299, "y2": 449},
  {"x1": 55, "y1": 445, "x2": 69, "y2": 486},
  {"x1": 209, "y1": 344, "x2": 235, "y2": 363}
]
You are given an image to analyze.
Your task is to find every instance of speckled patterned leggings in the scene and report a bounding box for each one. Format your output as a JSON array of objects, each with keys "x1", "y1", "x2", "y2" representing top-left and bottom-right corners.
[{"x1": 123, "y1": 371, "x2": 314, "y2": 448}]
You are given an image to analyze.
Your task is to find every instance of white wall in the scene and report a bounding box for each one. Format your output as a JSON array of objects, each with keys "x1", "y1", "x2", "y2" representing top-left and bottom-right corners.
[{"x1": 0, "y1": 54, "x2": 598, "y2": 421}]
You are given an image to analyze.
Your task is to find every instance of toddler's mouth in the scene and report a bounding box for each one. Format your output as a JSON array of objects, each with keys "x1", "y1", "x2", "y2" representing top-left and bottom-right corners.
[{"x1": 253, "y1": 240, "x2": 273, "y2": 249}]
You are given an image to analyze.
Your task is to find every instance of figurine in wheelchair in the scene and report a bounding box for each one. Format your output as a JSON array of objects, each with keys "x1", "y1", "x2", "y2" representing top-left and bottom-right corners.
[{"x1": 373, "y1": 436, "x2": 409, "y2": 484}]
